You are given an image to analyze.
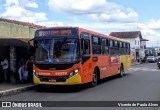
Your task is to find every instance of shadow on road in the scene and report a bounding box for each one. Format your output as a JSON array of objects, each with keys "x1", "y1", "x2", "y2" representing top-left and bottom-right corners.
[
  {"x1": 34, "y1": 84, "x2": 89, "y2": 93},
  {"x1": 34, "y1": 73, "x2": 131, "y2": 93},
  {"x1": 98, "y1": 73, "x2": 130, "y2": 85}
]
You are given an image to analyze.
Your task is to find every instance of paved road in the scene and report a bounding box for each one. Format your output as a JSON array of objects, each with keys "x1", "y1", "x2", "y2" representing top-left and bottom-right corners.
[{"x1": 0, "y1": 63, "x2": 160, "y2": 110}]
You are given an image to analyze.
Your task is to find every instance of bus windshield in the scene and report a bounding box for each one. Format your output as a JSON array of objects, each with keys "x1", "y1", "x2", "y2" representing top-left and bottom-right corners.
[{"x1": 35, "y1": 37, "x2": 80, "y2": 63}]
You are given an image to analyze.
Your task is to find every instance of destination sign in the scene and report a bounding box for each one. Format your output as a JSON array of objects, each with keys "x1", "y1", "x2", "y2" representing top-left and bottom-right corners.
[{"x1": 35, "y1": 28, "x2": 77, "y2": 37}]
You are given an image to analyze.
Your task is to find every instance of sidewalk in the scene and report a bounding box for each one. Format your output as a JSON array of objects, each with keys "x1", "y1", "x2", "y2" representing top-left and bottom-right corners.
[{"x1": 0, "y1": 83, "x2": 37, "y2": 97}]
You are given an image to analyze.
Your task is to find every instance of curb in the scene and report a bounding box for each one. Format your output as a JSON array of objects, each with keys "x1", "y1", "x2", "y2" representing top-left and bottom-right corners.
[{"x1": 0, "y1": 84, "x2": 37, "y2": 97}]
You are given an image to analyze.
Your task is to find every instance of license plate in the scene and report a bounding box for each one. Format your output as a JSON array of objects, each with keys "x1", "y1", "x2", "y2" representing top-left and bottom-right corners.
[{"x1": 49, "y1": 79, "x2": 56, "y2": 82}]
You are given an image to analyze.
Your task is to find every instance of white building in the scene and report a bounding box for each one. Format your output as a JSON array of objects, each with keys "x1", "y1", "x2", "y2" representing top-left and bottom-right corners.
[{"x1": 109, "y1": 31, "x2": 149, "y2": 62}]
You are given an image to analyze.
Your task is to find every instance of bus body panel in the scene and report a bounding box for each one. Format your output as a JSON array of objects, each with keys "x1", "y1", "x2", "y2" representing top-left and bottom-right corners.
[
  {"x1": 33, "y1": 73, "x2": 82, "y2": 85},
  {"x1": 120, "y1": 55, "x2": 131, "y2": 72},
  {"x1": 80, "y1": 55, "x2": 120, "y2": 84},
  {"x1": 33, "y1": 62, "x2": 83, "y2": 85}
]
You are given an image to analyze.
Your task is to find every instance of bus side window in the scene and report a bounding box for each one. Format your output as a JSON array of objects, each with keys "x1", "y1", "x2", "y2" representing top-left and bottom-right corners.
[
  {"x1": 126, "y1": 43, "x2": 130, "y2": 55},
  {"x1": 122, "y1": 42, "x2": 126, "y2": 55},
  {"x1": 109, "y1": 40, "x2": 114, "y2": 55},
  {"x1": 80, "y1": 32, "x2": 90, "y2": 55},
  {"x1": 119, "y1": 42, "x2": 122, "y2": 55},
  {"x1": 114, "y1": 41, "x2": 119, "y2": 55},
  {"x1": 110, "y1": 40, "x2": 113, "y2": 47},
  {"x1": 101, "y1": 38, "x2": 106, "y2": 54},
  {"x1": 81, "y1": 39, "x2": 90, "y2": 55},
  {"x1": 101, "y1": 38, "x2": 109, "y2": 55},
  {"x1": 92, "y1": 36, "x2": 101, "y2": 54},
  {"x1": 128, "y1": 43, "x2": 131, "y2": 54}
]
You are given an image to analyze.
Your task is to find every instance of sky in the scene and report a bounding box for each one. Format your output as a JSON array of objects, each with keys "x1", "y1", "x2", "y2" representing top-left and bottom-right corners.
[{"x1": 0, "y1": 0, "x2": 160, "y2": 47}]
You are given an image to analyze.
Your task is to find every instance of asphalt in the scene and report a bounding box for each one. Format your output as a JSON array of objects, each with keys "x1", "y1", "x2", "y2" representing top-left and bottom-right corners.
[{"x1": 0, "y1": 62, "x2": 140, "y2": 97}]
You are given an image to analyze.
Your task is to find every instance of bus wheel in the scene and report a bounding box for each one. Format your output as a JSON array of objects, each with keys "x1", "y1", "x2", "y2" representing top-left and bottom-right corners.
[
  {"x1": 118, "y1": 65, "x2": 124, "y2": 77},
  {"x1": 91, "y1": 69, "x2": 98, "y2": 87}
]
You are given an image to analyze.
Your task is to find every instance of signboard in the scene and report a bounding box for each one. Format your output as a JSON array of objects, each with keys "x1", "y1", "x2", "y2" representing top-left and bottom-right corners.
[{"x1": 35, "y1": 28, "x2": 77, "y2": 37}]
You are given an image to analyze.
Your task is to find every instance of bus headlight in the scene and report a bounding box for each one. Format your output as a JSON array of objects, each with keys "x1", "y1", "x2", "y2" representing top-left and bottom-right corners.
[
  {"x1": 33, "y1": 70, "x2": 39, "y2": 77},
  {"x1": 69, "y1": 68, "x2": 79, "y2": 77}
]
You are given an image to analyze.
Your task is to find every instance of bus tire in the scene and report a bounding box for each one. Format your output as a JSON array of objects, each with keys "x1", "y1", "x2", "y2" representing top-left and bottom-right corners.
[
  {"x1": 90, "y1": 69, "x2": 98, "y2": 87},
  {"x1": 118, "y1": 64, "x2": 124, "y2": 77}
]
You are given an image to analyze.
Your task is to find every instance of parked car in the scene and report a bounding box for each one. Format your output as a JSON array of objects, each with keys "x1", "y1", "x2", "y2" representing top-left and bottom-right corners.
[
  {"x1": 157, "y1": 58, "x2": 160, "y2": 69},
  {"x1": 147, "y1": 56, "x2": 156, "y2": 62}
]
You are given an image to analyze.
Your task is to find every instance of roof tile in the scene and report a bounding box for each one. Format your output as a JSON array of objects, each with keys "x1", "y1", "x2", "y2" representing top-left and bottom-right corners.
[
  {"x1": 109, "y1": 31, "x2": 141, "y2": 39},
  {"x1": 0, "y1": 18, "x2": 45, "y2": 29}
]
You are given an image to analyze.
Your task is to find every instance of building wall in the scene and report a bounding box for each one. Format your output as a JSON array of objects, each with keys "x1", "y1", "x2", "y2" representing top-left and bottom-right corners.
[
  {"x1": 123, "y1": 37, "x2": 141, "y2": 49},
  {"x1": 141, "y1": 41, "x2": 147, "y2": 49},
  {"x1": 0, "y1": 21, "x2": 36, "y2": 38}
]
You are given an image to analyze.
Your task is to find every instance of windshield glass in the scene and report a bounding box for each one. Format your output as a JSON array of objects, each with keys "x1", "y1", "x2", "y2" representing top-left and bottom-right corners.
[{"x1": 35, "y1": 37, "x2": 80, "y2": 63}]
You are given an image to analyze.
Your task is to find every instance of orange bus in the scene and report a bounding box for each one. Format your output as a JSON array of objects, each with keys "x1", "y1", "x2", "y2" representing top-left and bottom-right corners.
[{"x1": 31, "y1": 27, "x2": 131, "y2": 87}]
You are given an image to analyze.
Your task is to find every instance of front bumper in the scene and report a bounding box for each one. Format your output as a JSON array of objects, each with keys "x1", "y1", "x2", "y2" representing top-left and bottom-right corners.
[
  {"x1": 33, "y1": 73, "x2": 82, "y2": 85},
  {"x1": 147, "y1": 59, "x2": 155, "y2": 62}
]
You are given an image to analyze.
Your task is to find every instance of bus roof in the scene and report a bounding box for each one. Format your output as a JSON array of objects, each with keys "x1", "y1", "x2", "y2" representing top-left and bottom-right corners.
[
  {"x1": 78, "y1": 27, "x2": 129, "y2": 43},
  {"x1": 37, "y1": 26, "x2": 129, "y2": 43}
]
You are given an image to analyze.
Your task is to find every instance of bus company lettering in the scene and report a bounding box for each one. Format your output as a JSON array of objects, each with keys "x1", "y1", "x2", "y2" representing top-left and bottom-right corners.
[
  {"x1": 110, "y1": 56, "x2": 120, "y2": 64},
  {"x1": 101, "y1": 67, "x2": 107, "y2": 71},
  {"x1": 38, "y1": 72, "x2": 51, "y2": 75},
  {"x1": 55, "y1": 72, "x2": 67, "y2": 76}
]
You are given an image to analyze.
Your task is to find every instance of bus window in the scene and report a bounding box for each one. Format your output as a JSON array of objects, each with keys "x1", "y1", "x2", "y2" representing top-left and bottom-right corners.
[
  {"x1": 114, "y1": 41, "x2": 118, "y2": 47},
  {"x1": 81, "y1": 39, "x2": 90, "y2": 55},
  {"x1": 80, "y1": 33, "x2": 90, "y2": 55},
  {"x1": 101, "y1": 38, "x2": 109, "y2": 55},
  {"x1": 114, "y1": 41, "x2": 119, "y2": 55},
  {"x1": 109, "y1": 40, "x2": 115, "y2": 55},
  {"x1": 92, "y1": 36, "x2": 99, "y2": 45},
  {"x1": 110, "y1": 40, "x2": 113, "y2": 47},
  {"x1": 129, "y1": 43, "x2": 131, "y2": 54},
  {"x1": 92, "y1": 36, "x2": 101, "y2": 54},
  {"x1": 101, "y1": 38, "x2": 106, "y2": 54},
  {"x1": 126, "y1": 43, "x2": 130, "y2": 55},
  {"x1": 106, "y1": 39, "x2": 109, "y2": 46},
  {"x1": 123, "y1": 42, "x2": 126, "y2": 48},
  {"x1": 101, "y1": 38, "x2": 106, "y2": 46},
  {"x1": 119, "y1": 42, "x2": 122, "y2": 48}
]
